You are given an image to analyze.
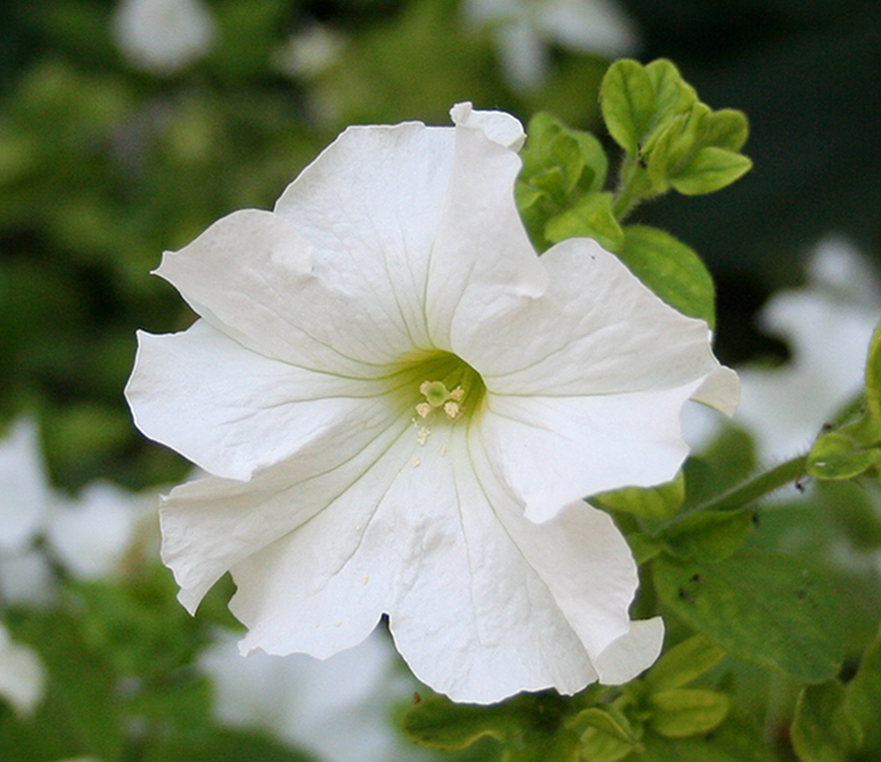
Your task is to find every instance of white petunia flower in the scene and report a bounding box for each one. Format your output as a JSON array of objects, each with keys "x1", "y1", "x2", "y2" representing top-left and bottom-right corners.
[
  {"x1": 463, "y1": 0, "x2": 640, "y2": 90},
  {"x1": 0, "y1": 622, "x2": 44, "y2": 715},
  {"x1": 736, "y1": 236, "x2": 881, "y2": 461},
  {"x1": 46, "y1": 481, "x2": 154, "y2": 581},
  {"x1": 200, "y1": 628, "x2": 429, "y2": 762},
  {"x1": 112, "y1": 0, "x2": 217, "y2": 75},
  {"x1": 125, "y1": 103, "x2": 737, "y2": 703}
]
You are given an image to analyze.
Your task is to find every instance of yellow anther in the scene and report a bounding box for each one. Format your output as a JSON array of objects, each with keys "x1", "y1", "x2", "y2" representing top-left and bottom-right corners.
[{"x1": 443, "y1": 401, "x2": 461, "y2": 420}]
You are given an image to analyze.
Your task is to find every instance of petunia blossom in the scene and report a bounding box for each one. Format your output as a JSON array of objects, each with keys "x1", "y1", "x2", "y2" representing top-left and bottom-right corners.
[{"x1": 125, "y1": 102, "x2": 738, "y2": 704}]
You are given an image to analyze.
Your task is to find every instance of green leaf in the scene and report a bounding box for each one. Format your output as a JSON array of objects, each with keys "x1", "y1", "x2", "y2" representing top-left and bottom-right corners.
[
  {"x1": 703, "y1": 109, "x2": 749, "y2": 152},
  {"x1": 808, "y1": 431, "x2": 881, "y2": 480},
  {"x1": 653, "y1": 549, "x2": 845, "y2": 683},
  {"x1": 649, "y1": 689, "x2": 730, "y2": 738},
  {"x1": 506, "y1": 727, "x2": 582, "y2": 762},
  {"x1": 575, "y1": 706, "x2": 640, "y2": 745},
  {"x1": 601, "y1": 59, "x2": 655, "y2": 156},
  {"x1": 682, "y1": 425, "x2": 757, "y2": 510},
  {"x1": 865, "y1": 319, "x2": 881, "y2": 415},
  {"x1": 592, "y1": 471, "x2": 685, "y2": 520},
  {"x1": 633, "y1": 707, "x2": 777, "y2": 762},
  {"x1": 844, "y1": 631, "x2": 881, "y2": 752},
  {"x1": 544, "y1": 192, "x2": 624, "y2": 252},
  {"x1": 402, "y1": 695, "x2": 524, "y2": 750},
  {"x1": 660, "y1": 510, "x2": 753, "y2": 562},
  {"x1": 646, "y1": 635, "x2": 727, "y2": 691},
  {"x1": 617, "y1": 225, "x2": 716, "y2": 328},
  {"x1": 646, "y1": 103, "x2": 712, "y2": 192},
  {"x1": 791, "y1": 681, "x2": 863, "y2": 762},
  {"x1": 572, "y1": 131, "x2": 609, "y2": 193},
  {"x1": 645, "y1": 59, "x2": 697, "y2": 125},
  {"x1": 627, "y1": 533, "x2": 665, "y2": 564},
  {"x1": 670, "y1": 147, "x2": 753, "y2": 195},
  {"x1": 581, "y1": 727, "x2": 640, "y2": 762}
]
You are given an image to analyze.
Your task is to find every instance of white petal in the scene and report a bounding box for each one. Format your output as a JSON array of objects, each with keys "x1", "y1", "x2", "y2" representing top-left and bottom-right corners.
[
  {"x1": 594, "y1": 617, "x2": 665, "y2": 685},
  {"x1": 489, "y1": 492, "x2": 641, "y2": 662},
  {"x1": 425, "y1": 119, "x2": 548, "y2": 350},
  {"x1": 481, "y1": 384, "x2": 701, "y2": 523},
  {"x1": 273, "y1": 122, "x2": 458, "y2": 357},
  {"x1": 691, "y1": 364, "x2": 740, "y2": 417},
  {"x1": 449, "y1": 102, "x2": 527, "y2": 150},
  {"x1": 227, "y1": 424, "x2": 648, "y2": 704},
  {"x1": 160, "y1": 411, "x2": 413, "y2": 613},
  {"x1": 126, "y1": 319, "x2": 404, "y2": 481},
  {"x1": 154, "y1": 209, "x2": 412, "y2": 374},
  {"x1": 462, "y1": 237, "x2": 726, "y2": 398}
]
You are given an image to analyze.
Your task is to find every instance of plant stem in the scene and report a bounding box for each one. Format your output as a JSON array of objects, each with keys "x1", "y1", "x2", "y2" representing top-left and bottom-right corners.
[
  {"x1": 612, "y1": 160, "x2": 656, "y2": 221},
  {"x1": 691, "y1": 454, "x2": 809, "y2": 514}
]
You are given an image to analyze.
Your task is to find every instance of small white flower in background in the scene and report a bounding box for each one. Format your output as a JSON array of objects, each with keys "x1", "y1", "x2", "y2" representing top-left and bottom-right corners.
[
  {"x1": 273, "y1": 24, "x2": 345, "y2": 80},
  {"x1": 0, "y1": 622, "x2": 44, "y2": 715},
  {"x1": 0, "y1": 419, "x2": 48, "y2": 556},
  {"x1": 46, "y1": 481, "x2": 154, "y2": 581},
  {"x1": 736, "y1": 236, "x2": 881, "y2": 461},
  {"x1": 200, "y1": 628, "x2": 429, "y2": 762},
  {"x1": 463, "y1": 0, "x2": 640, "y2": 89},
  {"x1": 0, "y1": 418, "x2": 157, "y2": 601},
  {"x1": 112, "y1": 0, "x2": 217, "y2": 75},
  {"x1": 125, "y1": 102, "x2": 737, "y2": 703},
  {"x1": 0, "y1": 419, "x2": 54, "y2": 606}
]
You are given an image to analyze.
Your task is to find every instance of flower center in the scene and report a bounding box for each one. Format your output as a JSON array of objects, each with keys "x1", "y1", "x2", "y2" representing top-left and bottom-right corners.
[{"x1": 409, "y1": 352, "x2": 486, "y2": 426}]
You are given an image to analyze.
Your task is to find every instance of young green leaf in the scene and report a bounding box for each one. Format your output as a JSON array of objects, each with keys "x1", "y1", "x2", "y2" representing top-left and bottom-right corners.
[
  {"x1": 645, "y1": 59, "x2": 697, "y2": 126},
  {"x1": 600, "y1": 59, "x2": 656, "y2": 156},
  {"x1": 649, "y1": 688, "x2": 730, "y2": 738},
  {"x1": 646, "y1": 635, "x2": 727, "y2": 692},
  {"x1": 633, "y1": 707, "x2": 777, "y2": 762},
  {"x1": 653, "y1": 549, "x2": 844, "y2": 683},
  {"x1": 670, "y1": 147, "x2": 753, "y2": 195},
  {"x1": 575, "y1": 705, "x2": 641, "y2": 745}
]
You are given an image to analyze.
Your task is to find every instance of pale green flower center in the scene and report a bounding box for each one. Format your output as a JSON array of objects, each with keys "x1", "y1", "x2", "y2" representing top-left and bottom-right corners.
[{"x1": 408, "y1": 352, "x2": 486, "y2": 425}]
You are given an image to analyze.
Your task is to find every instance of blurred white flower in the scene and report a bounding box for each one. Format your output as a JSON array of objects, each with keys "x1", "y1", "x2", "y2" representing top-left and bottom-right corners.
[
  {"x1": 0, "y1": 622, "x2": 44, "y2": 715},
  {"x1": 463, "y1": 0, "x2": 640, "y2": 89},
  {"x1": 273, "y1": 24, "x2": 344, "y2": 80},
  {"x1": 736, "y1": 236, "x2": 881, "y2": 460},
  {"x1": 46, "y1": 481, "x2": 154, "y2": 581},
  {"x1": 200, "y1": 628, "x2": 428, "y2": 762},
  {"x1": 112, "y1": 0, "x2": 217, "y2": 75},
  {"x1": 0, "y1": 419, "x2": 48, "y2": 555},
  {"x1": 126, "y1": 102, "x2": 735, "y2": 703},
  {"x1": 0, "y1": 419, "x2": 54, "y2": 606}
]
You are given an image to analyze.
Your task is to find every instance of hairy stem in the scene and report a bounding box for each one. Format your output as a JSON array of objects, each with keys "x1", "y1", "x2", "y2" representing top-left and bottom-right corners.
[{"x1": 692, "y1": 454, "x2": 809, "y2": 514}]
